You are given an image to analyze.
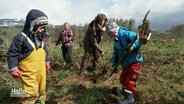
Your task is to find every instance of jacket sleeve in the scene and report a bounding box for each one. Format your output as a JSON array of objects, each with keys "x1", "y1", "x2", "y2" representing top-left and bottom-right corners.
[
  {"x1": 44, "y1": 44, "x2": 50, "y2": 63},
  {"x1": 7, "y1": 36, "x2": 22, "y2": 71},
  {"x1": 90, "y1": 28, "x2": 103, "y2": 53},
  {"x1": 112, "y1": 44, "x2": 118, "y2": 67},
  {"x1": 55, "y1": 32, "x2": 63, "y2": 45}
]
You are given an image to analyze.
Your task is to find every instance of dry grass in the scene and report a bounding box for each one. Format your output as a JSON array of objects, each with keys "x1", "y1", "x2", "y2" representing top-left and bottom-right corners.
[{"x1": 0, "y1": 40, "x2": 184, "y2": 104}]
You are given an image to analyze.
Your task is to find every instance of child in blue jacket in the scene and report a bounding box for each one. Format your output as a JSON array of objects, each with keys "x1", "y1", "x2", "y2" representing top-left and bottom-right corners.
[{"x1": 106, "y1": 21, "x2": 148, "y2": 104}]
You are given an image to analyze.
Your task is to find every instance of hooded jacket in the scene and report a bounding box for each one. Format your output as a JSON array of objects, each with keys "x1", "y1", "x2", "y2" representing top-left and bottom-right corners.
[
  {"x1": 7, "y1": 9, "x2": 49, "y2": 71},
  {"x1": 83, "y1": 20, "x2": 104, "y2": 53},
  {"x1": 112, "y1": 27, "x2": 143, "y2": 67}
]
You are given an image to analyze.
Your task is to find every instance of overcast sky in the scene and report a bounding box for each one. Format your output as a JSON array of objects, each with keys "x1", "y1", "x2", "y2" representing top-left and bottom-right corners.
[{"x1": 0, "y1": 0, "x2": 184, "y2": 30}]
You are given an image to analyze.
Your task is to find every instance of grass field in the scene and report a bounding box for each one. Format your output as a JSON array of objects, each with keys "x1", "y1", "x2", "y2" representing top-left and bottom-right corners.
[{"x1": 0, "y1": 36, "x2": 184, "y2": 104}]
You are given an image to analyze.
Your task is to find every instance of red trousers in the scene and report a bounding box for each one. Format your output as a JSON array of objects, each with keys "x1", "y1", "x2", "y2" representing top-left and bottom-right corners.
[{"x1": 119, "y1": 62, "x2": 141, "y2": 93}]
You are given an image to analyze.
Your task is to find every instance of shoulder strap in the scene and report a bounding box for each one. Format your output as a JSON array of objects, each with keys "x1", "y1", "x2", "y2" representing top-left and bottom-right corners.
[{"x1": 21, "y1": 32, "x2": 35, "y2": 48}]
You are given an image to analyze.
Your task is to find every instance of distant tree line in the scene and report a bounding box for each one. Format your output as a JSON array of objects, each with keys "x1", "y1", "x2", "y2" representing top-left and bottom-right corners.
[
  {"x1": 170, "y1": 25, "x2": 184, "y2": 38},
  {"x1": 1, "y1": 18, "x2": 183, "y2": 46},
  {"x1": 49, "y1": 18, "x2": 136, "y2": 44},
  {"x1": 109, "y1": 18, "x2": 136, "y2": 31}
]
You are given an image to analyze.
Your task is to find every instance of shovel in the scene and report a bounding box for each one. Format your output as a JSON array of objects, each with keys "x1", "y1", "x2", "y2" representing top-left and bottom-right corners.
[
  {"x1": 101, "y1": 53, "x2": 107, "y2": 75},
  {"x1": 100, "y1": 35, "x2": 108, "y2": 75}
]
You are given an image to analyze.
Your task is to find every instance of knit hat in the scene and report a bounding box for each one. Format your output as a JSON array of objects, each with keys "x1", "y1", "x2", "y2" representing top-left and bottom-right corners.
[
  {"x1": 32, "y1": 16, "x2": 48, "y2": 32},
  {"x1": 105, "y1": 21, "x2": 119, "y2": 33}
]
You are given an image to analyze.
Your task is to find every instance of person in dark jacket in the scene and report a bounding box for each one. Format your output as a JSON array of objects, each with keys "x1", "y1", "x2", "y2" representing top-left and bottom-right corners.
[
  {"x1": 106, "y1": 21, "x2": 150, "y2": 104},
  {"x1": 55, "y1": 22, "x2": 73, "y2": 65},
  {"x1": 79, "y1": 13, "x2": 108, "y2": 76},
  {"x1": 7, "y1": 9, "x2": 50, "y2": 104}
]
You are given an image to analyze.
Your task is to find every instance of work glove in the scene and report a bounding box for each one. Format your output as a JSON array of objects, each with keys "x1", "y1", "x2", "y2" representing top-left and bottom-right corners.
[
  {"x1": 112, "y1": 67, "x2": 118, "y2": 73},
  {"x1": 139, "y1": 38, "x2": 148, "y2": 44},
  {"x1": 126, "y1": 44, "x2": 133, "y2": 51},
  {"x1": 101, "y1": 51, "x2": 105, "y2": 56},
  {"x1": 11, "y1": 69, "x2": 21, "y2": 78},
  {"x1": 46, "y1": 63, "x2": 50, "y2": 70}
]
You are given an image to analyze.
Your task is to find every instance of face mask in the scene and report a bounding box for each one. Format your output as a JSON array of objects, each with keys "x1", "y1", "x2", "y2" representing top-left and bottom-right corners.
[{"x1": 36, "y1": 33, "x2": 43, "y2": 41}]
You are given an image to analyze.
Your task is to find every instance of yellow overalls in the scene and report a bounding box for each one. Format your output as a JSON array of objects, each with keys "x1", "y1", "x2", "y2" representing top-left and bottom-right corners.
[{"x1": 19, "y1": 33, "x2": 46, "y2": 104}]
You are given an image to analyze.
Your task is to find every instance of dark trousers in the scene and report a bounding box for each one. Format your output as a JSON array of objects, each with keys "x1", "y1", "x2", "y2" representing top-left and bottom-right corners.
[
  {"x1": 79, "y1": 44, "x2": 100, "y2": 74},
  {"x1": 62, "y1": 45, "x2": 72, "y2": 64}
]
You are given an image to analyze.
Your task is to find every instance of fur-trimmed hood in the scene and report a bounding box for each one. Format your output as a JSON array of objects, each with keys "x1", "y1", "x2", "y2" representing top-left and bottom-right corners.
[{"x1": 23, "y1": 9, "x2": 48, "y2": 35}]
